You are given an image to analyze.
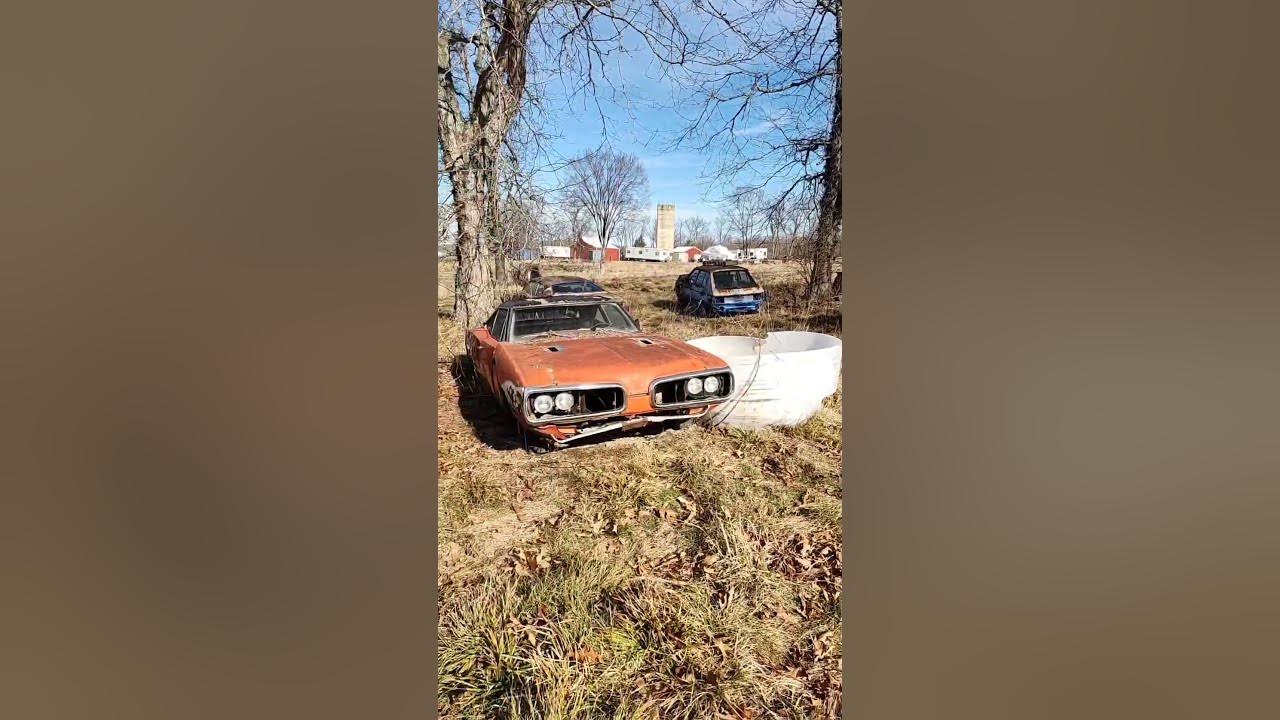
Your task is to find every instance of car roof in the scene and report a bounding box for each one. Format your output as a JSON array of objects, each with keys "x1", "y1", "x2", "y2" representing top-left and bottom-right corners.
[
  {"x1": 498, "y1": 294, "x2": 621, "y2": 310},
  {"x1": 533, "y1": 275, "x2": 598, "y2": 285},
  {"x1": 698, "y1": 263, "x2": 750, "y2": 272}
]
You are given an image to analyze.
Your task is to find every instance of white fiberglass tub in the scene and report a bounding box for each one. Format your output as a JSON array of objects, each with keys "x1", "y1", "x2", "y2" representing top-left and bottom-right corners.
[{"x1": 687, "y1": 331, "x2": 842, "y2": 428}]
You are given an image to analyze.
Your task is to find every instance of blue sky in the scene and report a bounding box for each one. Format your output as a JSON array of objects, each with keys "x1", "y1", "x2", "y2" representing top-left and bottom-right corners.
[
  {"x1": 522, "y1": 8, "x2": 830, "y2": 230},
  {"x1": 440, "y1": 1, "x2": 835, "y2": 235},
  {"x1": 531, "y1": 54, "x2": 734, "y2": 225}
]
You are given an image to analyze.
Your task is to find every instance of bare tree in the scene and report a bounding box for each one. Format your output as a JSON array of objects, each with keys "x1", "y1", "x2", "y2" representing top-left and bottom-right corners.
[
  {"x1": 725, "y1": 188, "x2": 766, "y2": 253},
  {"x1": 670, "y1": 0, "x2": 842, "y2": 297},
  {"x1": 615, "y1": 212, "x2": 648, "y2": 248},
  {"x1": 758, "y1": 196, "x2": 806, "y2": 259},
  {"x1": 678, "y1": 215, "x2": 710, "y2": 248},
  {"x1": 560, "y1": 148, "x2": 650, "y2": 260},
  {"x1": 437, "y1": 6, "x2": 533, "y2": 326},
  {"x1": 779, "y1": 195, "x2": 815, "y2": 259},
  {"x1": 713, "y1": 212, "x2": 733, "y2": 248},
  {"x1": 765, "y1": 201, "x2": 784, "y2": 256},
  {"x1": 567, "y1": 205, "x2": 587, "y2": 241},
  {"x1": 438, "y1": 0, "x2": 688, "y2": 325},
  {"x1": 438, "y1": 198, "x2": 457, "y2": 260},
  {"x1": 805, "y1": 11, "x2": 841, "y2": 301},
  {"x1": 495, "y1": 188, "x2": 547, "y2": 263}
]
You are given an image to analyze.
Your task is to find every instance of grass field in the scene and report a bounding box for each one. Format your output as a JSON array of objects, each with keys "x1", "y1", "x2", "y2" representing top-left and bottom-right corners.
[{"x1": 438, "y1": 260, "x2": 842, "y2": 719}]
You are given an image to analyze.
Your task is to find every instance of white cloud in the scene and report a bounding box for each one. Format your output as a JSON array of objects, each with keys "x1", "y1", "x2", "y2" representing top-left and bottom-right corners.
[
  {"x1": 733, "y1": 109, "x2": 793, "y2": 137},
  {"x1": 734, "y1": 120, "x2": 776, "y2": 137}
]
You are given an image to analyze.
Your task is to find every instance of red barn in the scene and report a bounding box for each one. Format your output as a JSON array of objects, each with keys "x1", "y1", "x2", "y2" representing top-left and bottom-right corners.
[{"x1": 570, "y1": 236, "x2": 620, "y2": 263}]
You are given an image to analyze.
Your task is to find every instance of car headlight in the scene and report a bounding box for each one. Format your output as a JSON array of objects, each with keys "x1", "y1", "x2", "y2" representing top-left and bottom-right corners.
[
  {"x1": 554, "y1": 392, "x2": 575, "y2": 411},
  {"x1": 703, "y1": 375, "x2": 721, "y2": 394},
  {"x1": 685, "y1": 377, "x2": 703, "y2": 395},
  {"x1": 532, "y1": 394, "x2": 554, "y2": 414}
]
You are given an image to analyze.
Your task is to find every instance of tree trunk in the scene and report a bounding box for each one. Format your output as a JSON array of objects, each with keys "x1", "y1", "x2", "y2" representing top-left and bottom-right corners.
[
  {"x1": 805, "y1": 8, "x2": 842, "y2": 302},
  {"x1": 438, "y1": 1, "x2": 533, "y2": 327},
  {"x1": 451, "y1": 172, "x2": 501, "y2": 327},
  {"x1": 484, "y1": 160, "x2": 508, "y2": 284}
]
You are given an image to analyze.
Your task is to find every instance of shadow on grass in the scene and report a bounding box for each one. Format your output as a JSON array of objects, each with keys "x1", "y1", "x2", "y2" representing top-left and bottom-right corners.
[{"x1": 450, "y1": 355, "x2": 525, "y2": 452}]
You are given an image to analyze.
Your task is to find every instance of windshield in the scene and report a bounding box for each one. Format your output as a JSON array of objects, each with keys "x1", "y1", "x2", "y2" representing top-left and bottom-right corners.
[
  {"x1": 550, "y1": 280, "x2": 603, "y2": 294},
  {"x1": 511, "y1": 302, "x2": 638, "y2": 340},
  {"x1": 713, "y1": 269, "x2": 757, "y2": 290}
]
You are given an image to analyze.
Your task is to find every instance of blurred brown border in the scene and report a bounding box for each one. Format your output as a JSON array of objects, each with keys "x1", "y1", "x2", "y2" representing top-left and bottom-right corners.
[
  {"x1": 428, "y1": 1, "x2": 440, "y2": 717},
  {"x1": 5, "y1": 0, "x2": 440, "y2": 717},
  {"x1": 842, "y1": 2, "x2": 1280, "y2": 718}
]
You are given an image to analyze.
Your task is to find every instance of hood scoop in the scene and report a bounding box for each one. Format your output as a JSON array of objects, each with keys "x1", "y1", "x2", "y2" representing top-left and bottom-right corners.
[
  {"x1": 636, "y1": 339, "x2": 655, "y2": 346},
  {"x1": 546, "y1": 346, "x2": 562, "y2": 352}
]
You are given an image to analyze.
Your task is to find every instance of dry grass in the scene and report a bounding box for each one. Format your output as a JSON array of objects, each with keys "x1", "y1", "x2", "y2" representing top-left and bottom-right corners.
[{"x1": 438, "y1": 260, "x2": 841, "y2": 719}]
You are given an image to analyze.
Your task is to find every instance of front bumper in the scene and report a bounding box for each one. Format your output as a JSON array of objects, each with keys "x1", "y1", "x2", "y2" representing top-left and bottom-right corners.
[{"x1": 528, "y1": 406, "x2": 711, "y2": 446}]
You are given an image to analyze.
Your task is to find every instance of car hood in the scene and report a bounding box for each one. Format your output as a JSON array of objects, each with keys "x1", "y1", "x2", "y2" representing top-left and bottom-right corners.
[{"x1": 500, "y1": 334, "x2": 728, "y2": 392}]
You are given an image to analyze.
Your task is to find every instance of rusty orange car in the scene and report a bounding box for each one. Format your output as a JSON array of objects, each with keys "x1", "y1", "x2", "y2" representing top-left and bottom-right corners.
[{"x1": 465, "y1": 295, "x2": 734, "y2": 449}]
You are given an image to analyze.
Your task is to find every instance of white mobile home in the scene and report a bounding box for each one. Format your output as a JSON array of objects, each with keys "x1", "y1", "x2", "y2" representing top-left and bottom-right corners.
[
  {"x1": 541, "y1": 245, "x2": 571, "y2": 259},
  {"x1": 624, "y1": 246, "x2": 672, "y2": 262},
  {"x1": 736, "y1": 247, "x2": 768, "y2": 263}
]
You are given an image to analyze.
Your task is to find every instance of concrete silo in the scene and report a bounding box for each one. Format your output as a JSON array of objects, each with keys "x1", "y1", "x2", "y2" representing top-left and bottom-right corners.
[{"x1": 655, "y1": 204, "x2": 676, "y2": 250}]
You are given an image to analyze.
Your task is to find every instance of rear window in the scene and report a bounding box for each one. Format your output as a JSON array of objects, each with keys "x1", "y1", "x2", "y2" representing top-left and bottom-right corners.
[
  {"x1": 712, "y1": 269, "x2": 757, "y2": 290},
  {"x1": 551, "y1": 280, "x2": 603, "y2": 294}
]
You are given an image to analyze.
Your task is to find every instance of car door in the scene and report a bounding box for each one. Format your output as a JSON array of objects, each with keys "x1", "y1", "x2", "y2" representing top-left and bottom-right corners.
[
  {"x1": 686, "y1": 270, "x2": 705, "y2": 306},
  {"x1": 470, "y1": 308, "x2": 507, "y2": 393},
  {"x1": 694, "y1": 270, "x2": 714, "y2": 308}
]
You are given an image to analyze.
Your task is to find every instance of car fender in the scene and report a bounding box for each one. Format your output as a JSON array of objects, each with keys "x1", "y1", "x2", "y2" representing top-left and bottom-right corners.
[{"x1": 499, "y1": 380, "x2": 524, "y2": 417}]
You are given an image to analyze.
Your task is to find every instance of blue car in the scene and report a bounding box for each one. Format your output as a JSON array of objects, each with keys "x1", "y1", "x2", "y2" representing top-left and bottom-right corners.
[{"x1": 674, "y1": 262, "x2": 767, "y2": 316}]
